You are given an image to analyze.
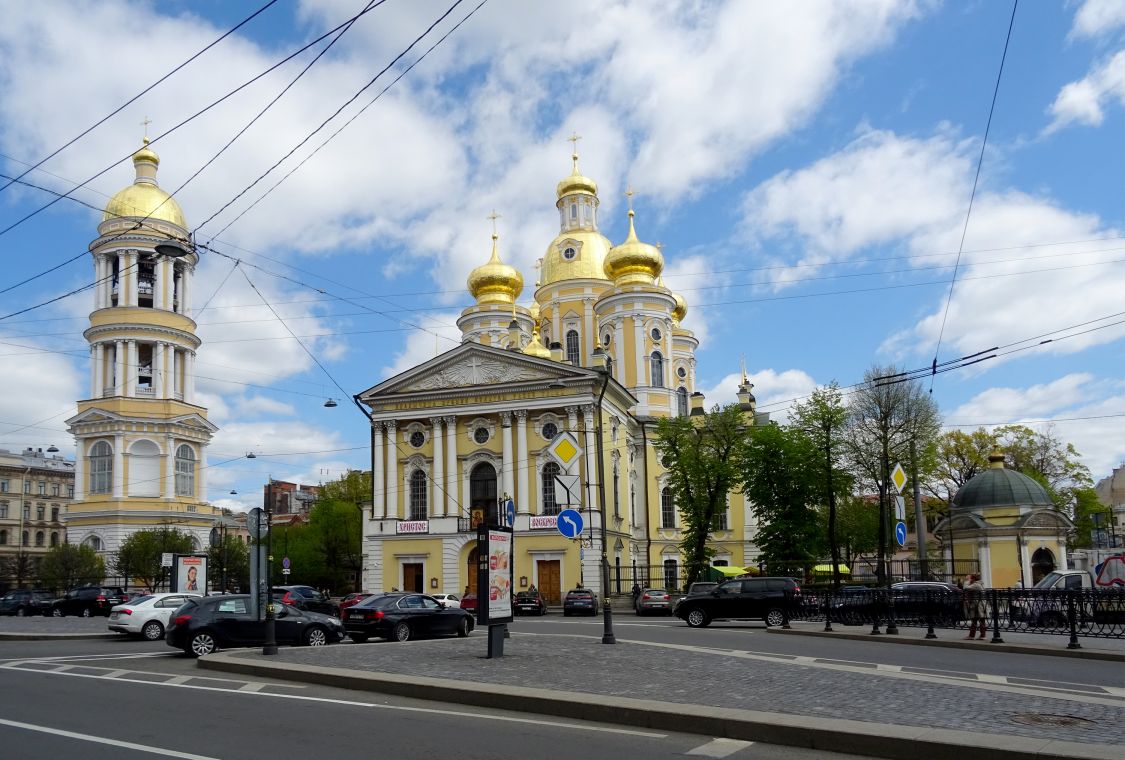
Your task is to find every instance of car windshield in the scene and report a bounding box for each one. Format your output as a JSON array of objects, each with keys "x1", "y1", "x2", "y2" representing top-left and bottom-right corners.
[
  {"x1": 568, "y1": 590, "x2": 592, "y2": 598},
  {"x1": 1033, "y1": 572, "x2": 1064, "y2": 589},
  {"x1": 354, "y1": 594, "x2": 399, "y2": 609},
  {"x1": 516, "y1": 592, "x2": 538, "y2": 600},
  {"x1": 644, "y1": 590, "x2": 667, "y2": 596},
  {"x1": 129, "y1": 595, "x2": 156, "y2": 605}
]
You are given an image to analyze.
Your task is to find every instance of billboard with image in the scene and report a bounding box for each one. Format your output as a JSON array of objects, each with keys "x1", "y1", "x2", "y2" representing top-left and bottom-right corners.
[{"x1": 174, "y1": 554, "x2": 207, "y2": 593}]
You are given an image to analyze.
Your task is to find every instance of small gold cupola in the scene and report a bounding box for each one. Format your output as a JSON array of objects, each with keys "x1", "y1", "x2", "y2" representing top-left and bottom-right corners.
[
  {"x1": 467, "y1": 224, "x2": 523, "y2": 306},
  {"x1": 102, "y1": 137, "x2": 187, "y2": 229},
  {"x1": 672, "y1": 292, "x2": 688, "y2": 324},
  {"x1": 604, "y1": 196, "x2": 663, "y2": 287}
]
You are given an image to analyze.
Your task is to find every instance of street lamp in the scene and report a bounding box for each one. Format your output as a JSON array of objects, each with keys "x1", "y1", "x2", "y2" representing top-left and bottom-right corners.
[
  {"x1": 263, "y1": 478, "x2": 277, "y2": 656},
  {"x1": 591, "y1": 344, "x2": 616, "y2": 645}
]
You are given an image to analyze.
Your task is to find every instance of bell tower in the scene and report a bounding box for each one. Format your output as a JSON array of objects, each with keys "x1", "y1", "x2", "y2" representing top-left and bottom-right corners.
[{"x1": 65, "y1": 138, "x2": 219, "y2": 558}]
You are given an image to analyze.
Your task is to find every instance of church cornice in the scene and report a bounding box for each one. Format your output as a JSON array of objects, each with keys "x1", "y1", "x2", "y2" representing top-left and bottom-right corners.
[{"x1": 84, "y1": 323, "x2": 200, "y2": 348}]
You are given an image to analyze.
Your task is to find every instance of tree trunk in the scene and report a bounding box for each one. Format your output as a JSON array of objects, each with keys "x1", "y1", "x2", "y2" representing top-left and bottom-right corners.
[{"x1": 826, "y1": 439, "x2": 840, "y2": 591}]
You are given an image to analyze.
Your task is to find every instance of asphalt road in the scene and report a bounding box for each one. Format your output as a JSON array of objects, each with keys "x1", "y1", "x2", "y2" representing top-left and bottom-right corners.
[{"x1": 0, "y1": 637, "x2": 879, "y2": 760}]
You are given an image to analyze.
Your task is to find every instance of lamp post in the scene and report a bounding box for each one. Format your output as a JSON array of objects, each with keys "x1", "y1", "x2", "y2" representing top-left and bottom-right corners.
[
  {"x1": 591, "y1": 345, "x2": 616, "y2": 645},
  {"x1": 263, "y1": 478, "x2": 277, "y2": 656}
]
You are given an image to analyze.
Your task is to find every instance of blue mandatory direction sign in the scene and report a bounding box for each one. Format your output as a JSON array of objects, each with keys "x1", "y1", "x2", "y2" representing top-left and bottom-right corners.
[
  {"x1": 895, "y1": 521, "x2": 908, "y2": 547},
  {"x1": 557, "y1": 508, "x2": 584, "y2": 539},
  {"x1": 505, "y1": 498, "x2": 516, "y2": 527}
]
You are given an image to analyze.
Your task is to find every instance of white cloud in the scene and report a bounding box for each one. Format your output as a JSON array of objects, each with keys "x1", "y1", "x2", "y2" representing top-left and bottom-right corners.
[
  {"x1": 947, "y1": 374, "x2": 1125, "y2": 477},
  {"x1": 378, "y1": 310, "x2": 463, "y2": 381},
  {"x1": 698, "y1": 368, "x2": 818, "y2": 424},
  {"x1": 662, "y1": 254, "x2": 711, "y2": 347},
  {"x1": 234, "y1": 395, "x2": 296, "y2": 418},
  {"x1": 1045, "y1": 50, "x2": 1125, "y2": 133},
  {"x1": 0, "y1": 336, "x2": 82, "y2": 452},
  {"x1": 1070, "y1": 0, "x2": 1125, "y2": 40}
]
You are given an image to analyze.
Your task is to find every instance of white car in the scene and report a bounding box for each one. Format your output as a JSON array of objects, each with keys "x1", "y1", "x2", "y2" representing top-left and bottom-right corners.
[
  {"x1": 431, "y1": 593, "x2": 461, "y2": 609},
  {"x1": 108, "y1": 592, "x2": 202, "y2": 640}
]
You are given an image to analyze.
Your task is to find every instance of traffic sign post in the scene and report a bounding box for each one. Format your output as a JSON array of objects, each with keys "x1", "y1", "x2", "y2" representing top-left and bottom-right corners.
[
  {"x1": 895, "y1": 495, "x2": 906, "y2": 522},
  {"x1": 556, "y1": 508, "x2": 584, "y2": 539},
  {"x1": 895, "y1": 521, "x2": 908, "y2": 547},
  {"x1": 504, "y1": 498, "x2": 516, "y2": 527},
  {"x1": 553, "y1": 474, "x2": 581, "y2": 507}
]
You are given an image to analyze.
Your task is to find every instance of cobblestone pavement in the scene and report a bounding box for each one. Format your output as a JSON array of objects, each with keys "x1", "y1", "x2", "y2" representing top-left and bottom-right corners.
[{"x1": 261, "y1": 631, "x2": 1125, "y2": 747}]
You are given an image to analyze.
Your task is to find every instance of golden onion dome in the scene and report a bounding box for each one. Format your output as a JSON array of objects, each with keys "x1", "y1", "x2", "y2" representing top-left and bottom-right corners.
[
  {"x1": 541, "y1": 229, "x2": 613, "y2": 285},
  {"x1": 102, "y1": 139, "x2": 187, "y2": 229},
  {"x1": 672, "y1": 292, "x2": 688, "y2": 324},
  {"x1": 604, "y1": 210, "x2": 663, "y2": 286},
  {"x1": 556, "y1": 151, "x2": 597, "y2": 199},
  {"x1": 522, "y1": 326, "x2": 552, "y2": 359},
  {"x1": 467, "y1": 234, "x2": 523, "y2": 305}
]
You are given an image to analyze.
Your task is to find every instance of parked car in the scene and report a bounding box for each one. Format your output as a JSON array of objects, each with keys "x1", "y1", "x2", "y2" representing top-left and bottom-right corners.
[
  {"x1": 0, "y1": 589, "x2": 54, "y2": 617},
  {"x1": 270, "y1": 585, "x2": 338, "y2": 616},
  {"x1": 634, "y1": 588, "x2": 673, "y2": 616},
  {"x1": 673, "y1": 577, "x2": 801, "y2": 628},
  {"x1": 431, "y1": 593, "x2": 462, "y2": 609},
  {"x1": 562, "y1": 588, "x2": 599, "y2": 616},
  {"x1": 827, "y1": 582, "x2": 962, "y2": 626},
  {"x1": 460, "y1": 593, "x2": 478, "y2": 614},
  {"x1": 165, "y1": 594, "x2": 345, "y2": 656},
  {"x1": 686, "y1": 582, "x2": 718, "y2": 596},
  {"x1": 342, "y1": 592, "x2": 474, "y2": 642},
  {"x1": 108, "y1": 592, "x2": 202, "y2": 640},
  {"x1": 49, "y1": 586, "x2": 129, "y2": 617},
  {"x1": 340, "y1": 592, "x2": 375, "y2": 612},
  {"x1": 513, "y1": 590, "x2": 548, "y2": 615}
]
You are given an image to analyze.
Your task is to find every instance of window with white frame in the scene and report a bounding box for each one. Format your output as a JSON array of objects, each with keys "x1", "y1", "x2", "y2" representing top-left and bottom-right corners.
[
  {"x1": 89, "y1": 442, "x2": 112, "y2": 494},
  {"x1": 651, "y1": 352, "x2": 665, "y2": 388},
  {"x1": 409, "y1": 470, "x2": 427, "y2": 520},
  {"x1": 677, "y1": 387, "x2": 688, "y2": 416},
  {"x1": 612, "y1": 462, "x2": 620, "y2": 517},
  {"x1": 541, "y1": 462, "x2": 561, "y2": 515},
  {"x1": 661, "y1": 487, "x2": 675, "y2": 528},
  {"x1": 565, "y1": 330, "x2": 580, "y2": 365},
  {"x1": 175, "y1": 444, "x2": 196, "y2": 497}
]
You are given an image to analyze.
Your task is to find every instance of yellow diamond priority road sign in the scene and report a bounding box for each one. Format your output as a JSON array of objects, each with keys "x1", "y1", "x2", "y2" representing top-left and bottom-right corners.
[
  {"x1": 890, "y1": 462, "x2": 907, "y2": 494},
  {"x1": 547, "y1": 431, "x2": 583, "y2": 470}
]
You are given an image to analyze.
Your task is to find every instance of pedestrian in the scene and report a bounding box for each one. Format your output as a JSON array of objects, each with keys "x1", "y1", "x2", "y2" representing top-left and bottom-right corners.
[
  {"x1": 963, "y1": 574, "x2": 988, "y2": 640},
  {"x1": 631, "y1": 582, "x2": 641, "y2": 605}
]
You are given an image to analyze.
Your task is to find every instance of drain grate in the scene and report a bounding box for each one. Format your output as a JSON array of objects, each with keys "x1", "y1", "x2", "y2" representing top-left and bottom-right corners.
[{"x1": 1010, "y1": 713, "x2": 1095, "y2": 728}]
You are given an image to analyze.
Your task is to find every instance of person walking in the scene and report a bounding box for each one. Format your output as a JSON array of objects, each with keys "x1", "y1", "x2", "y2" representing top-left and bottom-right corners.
[{"x1": 963, "y1": 574, "x2": 988, "y2": 640}]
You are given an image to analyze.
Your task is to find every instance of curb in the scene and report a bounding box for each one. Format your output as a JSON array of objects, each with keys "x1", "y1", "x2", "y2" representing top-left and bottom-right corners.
[
  {"x1": 0, "y1": 632, "x2": 121, "y2": 641},
  {"x1": 768, "y1": 627, "x2": 1125, "y2": 661},
  {"x1": 198, "y1": 651, "x2": 1121, "y2": 760}
]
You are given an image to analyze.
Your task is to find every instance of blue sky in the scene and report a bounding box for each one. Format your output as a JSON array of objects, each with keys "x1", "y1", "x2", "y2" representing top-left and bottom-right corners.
[{"x1": 0, "y1": 0, "x2": 1122, "y2": 510}]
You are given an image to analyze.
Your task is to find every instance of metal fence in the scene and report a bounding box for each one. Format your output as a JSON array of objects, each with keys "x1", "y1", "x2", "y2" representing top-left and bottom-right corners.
[{"x1": 784, "y1": 587, "x2": 1125, "y2": 645}]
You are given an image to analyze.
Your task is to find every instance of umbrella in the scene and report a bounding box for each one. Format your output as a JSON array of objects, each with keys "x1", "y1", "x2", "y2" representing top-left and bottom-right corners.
[{"x1": 812, "y1": 563, "x2": 850, "y2": 574}]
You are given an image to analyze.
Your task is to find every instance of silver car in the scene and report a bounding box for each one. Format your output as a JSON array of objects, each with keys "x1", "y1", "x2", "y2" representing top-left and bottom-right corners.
[{"x1": 108, "y1": 592, "x2": 202, "y2": 640}]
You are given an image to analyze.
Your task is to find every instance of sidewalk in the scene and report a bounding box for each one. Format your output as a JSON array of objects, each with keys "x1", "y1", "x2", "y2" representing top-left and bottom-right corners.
[{"x1": 199, "y1": 630, "x2": 1124, "y2": 760}]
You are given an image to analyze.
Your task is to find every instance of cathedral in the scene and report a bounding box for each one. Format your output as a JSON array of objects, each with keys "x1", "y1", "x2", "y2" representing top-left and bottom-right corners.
[{"x1": 358, "y1": 148, "x2": 763, "y2": 603}]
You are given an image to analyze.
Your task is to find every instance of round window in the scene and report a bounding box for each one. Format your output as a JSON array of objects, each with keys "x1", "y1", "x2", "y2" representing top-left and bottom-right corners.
[
  {"x1": 602, "y1": 333, "x2": 611, "y2": 347},
  {"x1": 677, "y1": 367, "x2": 687, "y2": 378},
  {"x1": 541, "y1": 422, "x2": 558, "y2": 440},
  {"x1": 651, "y1": 328, "x2": 662, "y2": 341},
  {"x1": 563, "y1": 246, "x2": 577, "y2": 260},
  {"x1": 473, "y1": 427, "x2": 490, "y2": 445},
  {"x1": 409, "y1": 431, "x2": 425, "y2": 448}
]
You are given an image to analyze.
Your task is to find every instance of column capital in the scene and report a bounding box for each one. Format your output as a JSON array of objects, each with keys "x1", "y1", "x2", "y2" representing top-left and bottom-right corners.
[
  {"x1": 514, "y1": 409, "x2": 529, "y2": 421},
  {"x1": 385, "y1": 420, "x2": 397, "y2": 431},
  {"x1": 442, "y1": 415, "x2": 457, "y2": 425},
  {"x1": 428, "y1": 417, "x2": 444, "y2": 428},
  {"x1": 500, "y1": 410, "x2": 513, "y2": 426},
  {"x1": 581, "y1": 405, "x2": 595, "y2": 422},
  {"x1": 564, "y1": 405, "x2": 579, "y2": 417}
]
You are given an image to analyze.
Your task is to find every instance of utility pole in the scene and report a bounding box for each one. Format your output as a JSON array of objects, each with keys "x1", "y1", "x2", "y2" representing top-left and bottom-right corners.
[
  {"x1": 263, "y1": 478, "x2": 277, "y2": 656},
  {"x1": 911, "y1": 438, "x2": 927, "y2": 579}
]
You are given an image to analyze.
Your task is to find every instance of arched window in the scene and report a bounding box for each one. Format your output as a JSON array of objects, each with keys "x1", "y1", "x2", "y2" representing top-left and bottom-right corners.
[
  {"x1": 0, "y1": 530, "x2": 7, "y2": 545},
  {"x1": 565, "y1": 330, "x2": 580, "y2": 365},
  {"x1": 89, "y1": 441, "x2": 112, "y2": 494},
  {"x1": 409, "y1": 470, "x2": 427, "y2": 521},
  {"x1": 128, "y1": 439, "x2": 160, "y2": 497},
  {"x1": 175, "y1": 444, "x2": 196, "y2": 497},
  {"x1": 541, "y1": 462, "x2": 561, "y2": 516},
  {"x1": 22, "y1": 531, "x2": 29, "y2": 546},
  {"x1": 50, "y1": 532, "x2": 59, "y2": 547},
  {"x1": 612, "y1": 462, "x2": 620, "y2": 517},
  {"x1": 663, "y1": 559, "x2": 679, "y2": 590},
  {"x1": 660, "y1": 487, "x2": 675, "y2": 529},
  {"x1": 677, "y1": 387, "x2": 689, "y2": 416},
  {"x1": 35, "y1": 531, "x2": 44, "y2": 547},
  {"x1": 651, "y1": 351, "x2": 665, "y2": 388},
  {"x1": 84, "y1": 535, "x2": 102, "y2": 551}
]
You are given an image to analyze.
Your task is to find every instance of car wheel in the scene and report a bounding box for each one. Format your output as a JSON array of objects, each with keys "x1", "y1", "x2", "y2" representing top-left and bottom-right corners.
[
  {"x1": 142, "y1": 620, "x2": 164, "y2": 641},
  {"x1": 456, "y1": 617, "x2": 471, "y2": 637},
  {"x1": 16, "y1": 607, "x2": 26, "y2": 617},
  {"x1": 304, "y1": 626, "x2": 329, "y2": 646},
  {"x1": 1040, "y1": 611, "x2": 1067, "y2": 628},
  {"x1": 188, "y1": 632, "x2": 217, "y2": 657},
  {"x1": 563, "y1": 610, "x2": 571, "y2": 617},
  {"x1": 540, "y1": 606, "x2": 548, "y2": 616},
  {"x1": 685, "y1": 609, "x2": 710, "y2": 628},
  {"x1": 350, "y1": 632, "x2": 369, "y2": 644},
  {"x1": 80, "y1": 607, "x2": 92, "y2": 618},
  {"x1": 765, "y1": 608, "x2": 785, "y2": 627},
  {"x1": 392, "y1": 621, "x2": 412, "y2": 642}
]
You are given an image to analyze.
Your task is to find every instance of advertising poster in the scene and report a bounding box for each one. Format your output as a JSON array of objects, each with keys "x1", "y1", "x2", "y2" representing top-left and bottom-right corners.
[
  {"x1": 174, "y1": 555, "x2": 207, "y2": 593},
  {"x1": 486, "y1": 529, "x2": 513, "y2": 622}
]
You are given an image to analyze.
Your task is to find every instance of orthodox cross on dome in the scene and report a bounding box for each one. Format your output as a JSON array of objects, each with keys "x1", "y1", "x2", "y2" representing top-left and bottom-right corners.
[
  {"x1": 567, "y1": 132, "x2": 582, "y2": 169},
  {"x1": 625, "y1": 185, "x2": 635, "y2": 212},
  {"x1": 487, "y1": 209, "x2": 501, "y2": 237},
  {"x1": 740, "y1": 355, "x2": 749, "y2": 384},
  {"x1": 141, "y1": 115, "x2": 152, "y2": 141}
]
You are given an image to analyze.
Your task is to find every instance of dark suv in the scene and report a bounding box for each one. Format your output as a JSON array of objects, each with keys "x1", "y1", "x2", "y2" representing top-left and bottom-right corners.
[
  {"x1": 270, "y1": 585, "x2": 338, "y2": 617},
  {"x1": 673, "y1": 577, "x2": 800, "y2": 628},
  {"x1": 0, "y1": 589, "x2": 54, "y2": 616},
  {"x1": 49, "y1": 586, "x2": 129, "y2": 617}
]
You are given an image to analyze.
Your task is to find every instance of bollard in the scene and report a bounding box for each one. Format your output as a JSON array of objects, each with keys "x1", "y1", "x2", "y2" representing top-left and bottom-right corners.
[
  {"x1": 823, "y1": 592, "x2": 834, "y2": 632},
  {"x1": 885, "y1": 589, "x2": 899, "y2": 635},
  {"x1": 924, "y1": 589, "x2": 937, "y2": 639},
  {"x1": 989, "y1": 588, "x2": 1004, "y2": 643},
  {"x1": 781, "y1": 592, "x2": 791, "y2": 630},
  {"x1": 1066, "y1": 590, "x2": 1081, "y2": 650}
]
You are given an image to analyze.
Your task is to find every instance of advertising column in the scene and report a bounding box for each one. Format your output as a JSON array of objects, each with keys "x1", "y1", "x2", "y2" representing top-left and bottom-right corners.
[{"x1": 477, "y1": 523, "x2": 513, "y2": 658}]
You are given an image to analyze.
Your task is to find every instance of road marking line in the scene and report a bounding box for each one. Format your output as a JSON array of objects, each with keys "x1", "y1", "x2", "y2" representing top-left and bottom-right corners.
[
  {"x1": 102, "y1": 669, "x2": 130, "y2": 679},
  {"x1": 0, "y1": 717, "x2": 219, "y2": 759},
  {"x1": 875, "y1": 664, "x2": 902, "y2": 672},
  {"x1": 686, "y1": 738, "x2": 754, "y2": 757},
  {"x1": 977, "y1": 673, "x2": 1007, "y2": 684},
  {"x1": 165, "y1": 676, "x2": 193, "y2": 685},
  {"x1": 1, "y1": 666, "x2": 667, "y2": 738}
]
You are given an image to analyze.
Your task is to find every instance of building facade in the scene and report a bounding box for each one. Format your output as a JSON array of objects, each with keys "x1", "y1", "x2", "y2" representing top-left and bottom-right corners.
[
  {"x1": 0, "y1": 448, "x2": 73, "y2": 589},
  {"x1": 64, "y1": 139, "x2": 221, "y2": 559},
  {"x1": 358, "y1": 151, "x2": 763, "y2": 603}
]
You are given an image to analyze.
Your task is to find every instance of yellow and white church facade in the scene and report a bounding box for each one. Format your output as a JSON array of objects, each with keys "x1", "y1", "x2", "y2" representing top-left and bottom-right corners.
[{"x1": 358, "y1": 151, "x2": 763, "y2": 603}]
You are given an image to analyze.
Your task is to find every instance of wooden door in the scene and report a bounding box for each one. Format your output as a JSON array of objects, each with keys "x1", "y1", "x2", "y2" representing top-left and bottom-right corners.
[
  {"x1": 403, "y1": 563, "x2": 423, "y2": 592},
  {"x1": 537, "y1": 560, "x2": 561, "y2": 605},
  {"x1": 466, "y1": 547, "x2": 479, "y2": 596}
]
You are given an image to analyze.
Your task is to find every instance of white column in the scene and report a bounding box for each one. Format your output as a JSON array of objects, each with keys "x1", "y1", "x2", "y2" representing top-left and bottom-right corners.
[
  {"x1": 161, "y1": 258, "x2": 173, "y2": 310},
  {"x1": 430, "y1": 418, "x2": 444, "y2": 517},
  {"x1": 186, "y1": 351, "x2": 196, "y2": 403},
  {"x1": 198, "y1": 446, "x2": 207, "y2": 502},
  {"x1": 583, "y1": 298, "x2": 594, "y2": 363},
  {"x1": 154, "y1": 253, "x2": 163, "y2": 308},
  {"x1": 551, "y1": 305, "x2": 561, "y2": 353},
  {"x1": 112, "y1": 433, "x2": 124, "y2": 498},
  {"x1": 501, "y1": 412, "x2": 514, "y2": 501},
  {"x1": 154, "y1": 342, "x2": 166, "y2": 398},
  {"x1": 125, "y1": 340, "x2": 137, "y2": 396},
  {"x1": 979, "y1": 542, "x2": 992, "y2": 587},
  {"x1": 172, "y1": 350, "x2": 180, "y2": 399},
  {"x1": 372, "y1": 423, "x2": 385, "y2": 519},
  {"x1": 114, "y1": 340, "x2": 125, "y2": 396},
  {"x1": 582, "y1": 407, "x2": 596, "y2": 513},
  {"x1": 444, "y1": 415, "x2": 458, "y2": 516},
  {"x1": 73, "y1": 440, "x2": 85, "y2": 502},
  {"x1": 95, "y1": 344, "x2": 105, "y2": 397},
  {"x1": 94, "y1": 256, "x2": 105, "y2": 309},
  {"x1": 182, "y1": 266, "x2": 192, "y2": 316},
  {"x1": 88, "y1": 346, "x2": 97, "y2": 398},
  {"x1": 516, "y1": 410, "x2": 529, "y2": 514},
  {"x1": 164, "y1": 436, "x2": 176, "y2": 499},
  {"x1": 613, "y1": 320, "x2": 625, "y2": 383},
  {"x1": 386, "y1": 421, "x2": 399, "y2": 519},
  {"x1": 634, "y1": 317, "x2": 646, "y2": 385}
]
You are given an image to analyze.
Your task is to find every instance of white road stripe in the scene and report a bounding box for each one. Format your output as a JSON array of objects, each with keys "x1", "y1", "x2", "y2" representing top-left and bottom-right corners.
[
  {"x1": 0, "y1": 717, "x2": 220, "y2": 759},
  {"x1": 238, "y1": 682, "x2": 266, "y2": 692},
  {"x1": 686, "y1": 738, "x2": 754, "y2": 757}
]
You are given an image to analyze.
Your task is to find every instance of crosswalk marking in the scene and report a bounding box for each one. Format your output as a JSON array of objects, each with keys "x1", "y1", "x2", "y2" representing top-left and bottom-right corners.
[{"x1": 686, "y1": 738, "x2": 754, "y2": 757}]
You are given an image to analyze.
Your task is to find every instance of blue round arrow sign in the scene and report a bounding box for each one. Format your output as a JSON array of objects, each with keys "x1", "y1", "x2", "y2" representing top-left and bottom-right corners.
[
  {"x1": 895, "y1": 521, "x2": 908, "y2": 547},
  {"x1": 557, "y1": 508, "x2": 584, "y2": 539}
]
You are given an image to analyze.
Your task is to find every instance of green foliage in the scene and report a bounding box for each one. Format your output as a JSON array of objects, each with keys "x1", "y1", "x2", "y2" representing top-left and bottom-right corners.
[
  {"x1": 1070, "y1": 487, "x2": 1106, "y2": 549},
  {"x1": 741, "y1": 422, "x2": 823, "y2": 576},
  {"x1": 654, "y1": 404, "x2": 749, "y2": 588},
  {"x1": 994, "y1": 425, "x2": 1092, "y2": 512},
  {"x1": 927, "y1": 428, "x2": 997, "y2": 504},
  {"x1": 833, "y1": 496, "x2": 880, "y2": 561},
  {"x1": 39, "y1": 544, "x2": 105, "y2": 591},
  {"x1": 317, "y1": 470, "x2": 371, "y2": 509},
  {"x1": 1, "y1": 553, "x2": 40, "y2": 587},
  {"x1": 111, "y1": 527, "x2": 195, "y2": 591},
  {"x1": 207, "y1": 536, "x2": 249, "y2": 592}
]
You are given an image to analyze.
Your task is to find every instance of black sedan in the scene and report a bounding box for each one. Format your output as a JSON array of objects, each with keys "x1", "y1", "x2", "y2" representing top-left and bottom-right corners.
[
  {"x1": 343, "y1": 593, "x2": 474, "y2": 642},
  {"x1": 0, "y1": 589, "x2": 54, "y2": 616},
  {"x1": 165, "y1": 594, "x2": 346, "y2": 656},
  {"x1": 562, "y1": 588, "x2": 599, "y2": 616},
  {"x1": 513, "y1": 590, "x2": 548, "y2": 615}
]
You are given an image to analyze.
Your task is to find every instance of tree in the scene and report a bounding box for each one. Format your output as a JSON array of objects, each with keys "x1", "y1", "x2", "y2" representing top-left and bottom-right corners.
[
  {"x1": 207, "y1": 535, "x2": 249, "y2": 592},
  {"x1": 926, "y1": 428, "x2": 997, "y2": 505},
  {"x1": 833, "y1": 495, "x2": 880, "y2": 563},
  {"x1": 741, "y1": 422, "x2": 822, "y2": 577},
  {"x1": 845, "y1": 365, "x2": 940, "y2": 584},
  {"x1": 39, "y1": 543, "x2": 105, "y2": 592},
  {"x1": 1070, "y1": 487, "x2": 1106, "y2": 549},
  {"x1": 305, "y1": 499, "x2": 364, "y2": 593},
  {"x1": 994, "y1": 425, "x2": 1092, "y2": 511},
  {"x1": 791, "y1": 383, "x2": 852, "y2": 589},
  {"x1": 111, "y1": 527, "x2": 195, "y2": 591},
  {"x1": 318, "y1": 469, "x2": 372, "y2": 511},
  {"x1": 654, "y1": 405, "x2": 749, "y2": 588},
  {"x1": 0, "y1": 553, "x2": 39, "y2": 589}
]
